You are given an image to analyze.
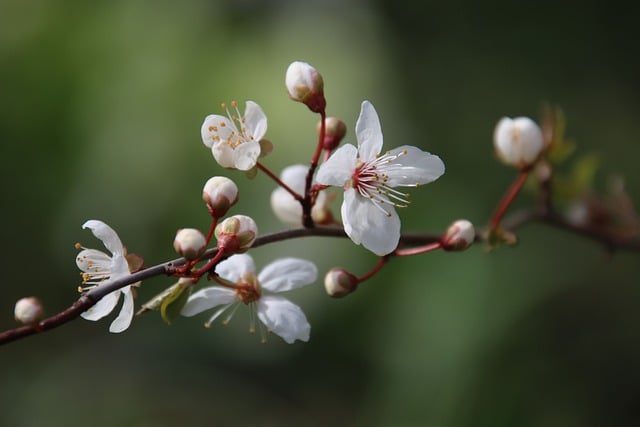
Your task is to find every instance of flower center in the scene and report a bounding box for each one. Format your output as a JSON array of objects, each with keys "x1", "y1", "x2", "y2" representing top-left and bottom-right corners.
[
  {"x1": 208, "y1": 101, "x2": 254, "y2": 149},
  {"x1": 235, "y1": 273, "x2": 261, "y2": 304},
  {"x1": 351, "y1": 149, "x2": 411, "y2": 216}
]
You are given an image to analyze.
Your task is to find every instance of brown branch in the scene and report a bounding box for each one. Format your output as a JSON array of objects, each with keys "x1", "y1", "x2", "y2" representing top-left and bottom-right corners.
[{"x1": 2, "y1": 212, "x2": 639, "y2": 347}]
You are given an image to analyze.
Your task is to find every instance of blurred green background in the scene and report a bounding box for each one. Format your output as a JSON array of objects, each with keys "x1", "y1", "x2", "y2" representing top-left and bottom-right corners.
[{"x1": 2, "y1": 0, "x2": 639, "y2": 426}]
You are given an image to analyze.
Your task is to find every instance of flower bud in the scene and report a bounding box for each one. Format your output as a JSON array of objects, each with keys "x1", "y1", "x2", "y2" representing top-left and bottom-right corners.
[
  {"x1": 494, "y1": 116, "x2": 544, "y2": 169},
  {"x1": 324, "y1": 268, "x2": 358, "y2": 298},
  {"x1": 203, "y1": 176, "x2": 239, "y2": 218},
  {"x1": 318, "y1": 117, "x2": 347, "y2": 151},
  {"x1": 215, "y1": 214, "x2": 258, "y2": 254},
  {"x1": 441, "y1": 219, "x2": 476, "y2": 251},
  {"x1": 285, "y1": 61, "x2": 326, "y2": 113},
  {"x1": 14, "y1": 297, "x2": 44, "y2": 325},
  {"x1": 173, "y1": 228, "x2": 207, "y2": 260}
]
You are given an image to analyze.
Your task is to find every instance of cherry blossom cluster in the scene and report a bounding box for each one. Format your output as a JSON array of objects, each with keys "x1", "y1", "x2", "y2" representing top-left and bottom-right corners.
[{"x1": 5, "y1": 61, "x2": 638, "y2": 347}]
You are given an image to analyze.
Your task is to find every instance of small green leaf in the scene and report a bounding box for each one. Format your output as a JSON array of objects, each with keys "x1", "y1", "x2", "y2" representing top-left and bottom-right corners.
[{"x1": 160, "y1": 282, "x2": 192, "y2": 325}]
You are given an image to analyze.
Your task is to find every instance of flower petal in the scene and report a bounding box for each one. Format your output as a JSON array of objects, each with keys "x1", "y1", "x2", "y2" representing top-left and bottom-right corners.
[
  {"x1": 270, "y1": 187, "x2": 303, "y2": 226},
  {"x1": 341, "y1": 188, "x2": 401, "y2": 255},
  {"x1": 384, "y1": 146, "x2": 446, "y2": 187},
  {"x1": 243, "y1": 101, "x2": 267, "y2": 141},
  {"x1": 232, "y1": 140, "x2": 260, "y2": 171},
  {"x1": 201, "y1": 114, "x2": 234, "y2": 148},
  {"x1": 180, "y1": 287, "x2": 237, "y2": 316},
  {"x1": 81, "y1": 289, "x2": 120, "y2": 321},
  {"x1": 82, "y1": 220, "x2": 124, "y2": 257},
  {"x1": 212, "y1": 143, "x2": 236, "y2": 169},
  {"x1": 109, "y1": 286, "x2": 134, "y2": 333},
  {"x1": 315, "y1": 144, "x2": 358, "y2": 186},
  {"x1": 76, "y1": 248, "x2": 112, "y2": 273},
  {"x1": 215, "y1": 254, "x2": 256, "y2": 283},
  {"x1": 257, "y1": 295, "x2": 310, "y2": 343},
  {"x1": 355, "y1": 101, "x2": 383, "y2": 162},
  {"x1": 259, "y1": 258, "x2": 318, "y2": 292}
]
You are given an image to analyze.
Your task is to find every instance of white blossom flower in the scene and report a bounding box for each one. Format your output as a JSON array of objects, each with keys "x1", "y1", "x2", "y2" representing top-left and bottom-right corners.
[
  {"x1": 76, "y1": 220, "x2": 139, "y2": 333},
  {"x1": 201, "y1": 101, "x2": 267, "y2": 171},
  {"x1": 316, "y1": 101, "x2": 445, "y2": 255},
  {"x1": 181, "y1": 254, "x2": 317, "y2": 344},
  {"x1": 270, "y1": 164, "x2": 331, "y2": 226}
]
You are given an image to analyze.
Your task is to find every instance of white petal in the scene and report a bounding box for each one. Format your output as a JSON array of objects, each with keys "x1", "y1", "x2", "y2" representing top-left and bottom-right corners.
[
  {"x1": 257, "y1": 296, "x2": 310, "y2": 343},
  {"x1": 201, "y1": 114, "x2": 233, "y2": 148},
  {"x1": 76, "y1": 248, "x2": 112, "y2": 273},
  {"x1": 212, "y1": 143, "x2": 236, "y2": 169},
  {"x1": 232, "y1": 140, "x2": 260, "y2": 171},
  {"x1": 82, "y1": 220, "x2": 124, "y2": 257},
  {"x1": 279, "y1": 164, "x2": 308, "y2": 194},
  {"x1": 244, "y1": 101, "x2": 267, "y2": 141},
  {"x1": 259, "y1": 258, "x2": 318, "y2": 292},
  {"x1": 384, "y1": 146, "x2": 446, "y2": 186},
  {"x1": 270, "y1": 187, "x2": 303, "y2": 226},
  {"x1": 355, "y1": 101, "x2": 383, "y2": 161},
  {"x1": 316, "y1": 144, "x2": 358, "y2": 186},
  {"x1": 341, "y1": 189, "x2": 401, "y2": 256},
  {"x1": 109, "y1": 286, "x2": 134, "y2": 333},
  {"x1": 81, "y1": 289, "x2": 120, "y2": 321},
  {"x1": 180, "y1": 287, "x2": 237, "y2": 316},
  {"x1": 215, "y1": 254, "x2": 256, "y2": 283}
]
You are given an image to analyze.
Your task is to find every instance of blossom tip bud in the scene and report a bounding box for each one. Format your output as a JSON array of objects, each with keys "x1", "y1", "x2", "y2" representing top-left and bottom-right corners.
[{"x1": 14, "y1": 297, "x2": 44, "y2": 325}]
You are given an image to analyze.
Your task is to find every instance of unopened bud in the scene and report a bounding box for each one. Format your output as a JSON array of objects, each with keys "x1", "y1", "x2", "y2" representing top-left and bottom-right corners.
[
  {"x1": 203, "y1": 176, "x2": 239, "y2": 218},
  {"x1": 285, "y1": 61, "x2": 326, "y2": 113},
  {"x1": 215, "y1": 214, "x2": 258, "y2": 254},
  {"x1": 324, "y1": 268, "x2": 358, "y2": 298},
  {"x1": 14, "y1": 297, "x2": 44, "y2": 325},
  {"x1": 442, "y1": 219, "x2": 475, "y2": 251},
  {"x1": 494, "y1": 116, "x2": 544, "y2": 169},
  {"x1": 318, "y1": 117, "x2": 347, "y2": 151},
  {"x1": 173, "y1": 228, "x2": 207, "y2": 260}
]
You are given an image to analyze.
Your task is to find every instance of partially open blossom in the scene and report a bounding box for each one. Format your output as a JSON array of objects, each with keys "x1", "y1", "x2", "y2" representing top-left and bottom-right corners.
[
  {"x1": 494, "y1": 117, "x2": 544, "y2": 168},
  {"x1": 316, "y1": 101, "x2": 445, "y2": 255},
  {"x1": 75, "y1": 220, "x2": 140, "y2": 333},
  {"x1": 203, "y1": 176, "x2": 239, "y2": 218},
  {"x1": 270, "y1": 164, "x2": 332, "y2": 226},
  {"x1": 181, "y1": 254, "x2": 317, "y2": 343},
  {"x1": 441, "y1": 219, "x2": 476, "y2": 251},
  {"x1": 201, "y1": 101, "x2": 268, "y2": 171},
  {"x1": 215, "y1": 214, "x2": 257, "y2": 254},
  {"x1": 173, "y1": 228, "x2": 207, "y2": 260},
  {"x1": 324, "y1": 268, "x2": 358, "y2": 298},
  {"x1": 285, "y1": 61, "x2": 326, "y2": 113},
  {"x1": 14, "y1": 297, "x2": 44, "y2": 325},
  {"x1": 318, "y1": 117, "x2": 347, "y2": 151}
]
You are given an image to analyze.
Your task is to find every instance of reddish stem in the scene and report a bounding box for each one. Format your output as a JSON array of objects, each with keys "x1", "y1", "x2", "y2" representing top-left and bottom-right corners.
[
  {"x1": 302, "y1": 110, "x2": 326, "y2": 228},
  {"x1": 256, "y1": 162, "x2": 303, "y2": 202},
  {"x1": 192, "y1": 249, "x2": 226, "y2": 277},
  {"x1": 394, "y1": 242, "x2": 443, "y2": 257},
  {"x1": 358, "y1": 256, "x2": 388, "y2": 283},
  {"x1": 204, "y1": 217, "x2": 219, "y2": 246},
  {"x1": 490, "y1": 169, "x2": 530, "y2": 229}
]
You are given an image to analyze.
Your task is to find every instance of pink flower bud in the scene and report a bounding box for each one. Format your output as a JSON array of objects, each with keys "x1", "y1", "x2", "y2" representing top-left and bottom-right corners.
[
  {"x1": 318, "y1": 117, "x2": 347, "y2": 151},
  {"x1": 215, "y1": 214, "x2": 258, "y2": 254},
  {"x1": 202, "y1": 176, "x2": 239, "y2": 218},
  {"x1": 285, "y1": 61, "x2": 326, "y2": 113},
  {"x1": 173, "y1": 228, "x2": 207, "y2": 260},
  {"x1": 441, "y1": 219, "x2": 475, "y2": 251},
  {"x1": 14, "y1": 297, "x2": 44, "y2": 325},
  {"x1": 494, "y1": 117, "x2": 544, "y2": 169},
  {"x1": 324, "y1": 268, "x2": 358, "y2": 298}
]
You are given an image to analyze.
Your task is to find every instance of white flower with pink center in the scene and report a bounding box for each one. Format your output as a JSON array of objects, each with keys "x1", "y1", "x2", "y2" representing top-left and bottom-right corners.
[{"x1": 316, "y1": 101, "x2": 445, "y2": 255}]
